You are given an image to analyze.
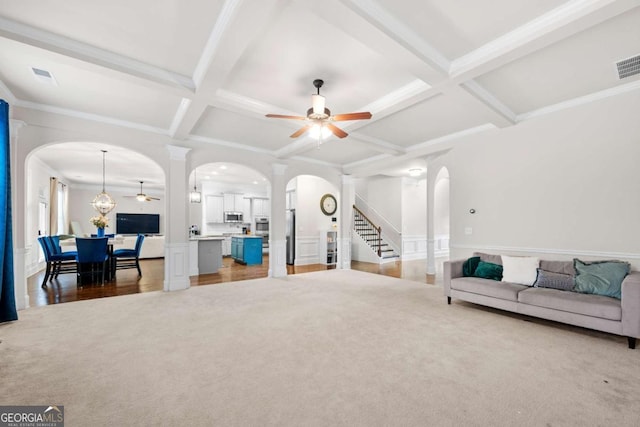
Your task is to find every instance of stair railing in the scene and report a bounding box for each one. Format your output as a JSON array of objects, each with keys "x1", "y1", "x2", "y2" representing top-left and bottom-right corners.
[{"x1": 353, "y1": 205, "x2": 382, "y2": 257}]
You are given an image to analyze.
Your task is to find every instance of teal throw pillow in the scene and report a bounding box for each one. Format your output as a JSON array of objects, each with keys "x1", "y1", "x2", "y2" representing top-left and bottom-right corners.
[
  {"x1": 573, "y1": 259, "x2": 630, "y2": 299},
  {"x1": 473, "y1": 261, "x2": 503, "y2": 281},
  {"x1": 463, "y1": 256, "x2": 481, "y2": 277}
]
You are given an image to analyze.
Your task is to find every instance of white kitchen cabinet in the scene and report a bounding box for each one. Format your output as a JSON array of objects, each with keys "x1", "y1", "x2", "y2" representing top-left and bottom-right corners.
[
  {"x1": 223, "y1": 193, "x2": 244, "y2": 212},
  {"x1": 252, "y1": 198, "x2": 270, "y2": 217},
  {"x1": 205, "y1": 195, "x2": 224, "y2": 223},
  {"x1": 242, "y1": 198, "x2": 251, "y2": 220}
]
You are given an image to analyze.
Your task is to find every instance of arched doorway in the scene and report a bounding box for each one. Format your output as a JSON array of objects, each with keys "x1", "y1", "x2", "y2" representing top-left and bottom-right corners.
[
  {"x1": 285, "y1": 174, "x2": 339, "y2": 268},
  {"x1": 25, "y1": 142, "x2": 165, "y2": 305},
  {"x1": 187, "y1": 162, "x2": 270, "y2": 281}
]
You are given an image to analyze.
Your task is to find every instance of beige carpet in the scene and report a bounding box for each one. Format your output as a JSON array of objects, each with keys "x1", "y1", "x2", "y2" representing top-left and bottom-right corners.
[{"x1": 1, "y1": 270, "x2": 639, "y2": 426}]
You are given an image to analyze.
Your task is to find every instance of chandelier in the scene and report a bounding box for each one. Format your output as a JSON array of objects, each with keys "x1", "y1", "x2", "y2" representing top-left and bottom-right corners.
[{"x1": 91, "y1": 150, "x2": 116, "y2": 214}]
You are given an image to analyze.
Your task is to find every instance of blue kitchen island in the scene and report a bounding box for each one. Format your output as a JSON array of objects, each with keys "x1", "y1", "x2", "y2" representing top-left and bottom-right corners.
[{"x1": 231, "y1": 236, "x2": 263, "y2": 265}]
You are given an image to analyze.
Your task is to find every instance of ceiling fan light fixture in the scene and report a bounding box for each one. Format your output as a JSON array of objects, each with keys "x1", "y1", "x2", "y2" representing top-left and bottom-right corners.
[
  {"x1": 409, "y1": 168, "x2": 423, "y2": 177},
  {"x1": 311, "y1": 94, "x2": 325, "y2": 115},
  {"x1": 309, "y1": 123, "x2": 332, "y2": 141},
  {"x1": 136, "y1": 194, "x2": 146, "y2": 202}
]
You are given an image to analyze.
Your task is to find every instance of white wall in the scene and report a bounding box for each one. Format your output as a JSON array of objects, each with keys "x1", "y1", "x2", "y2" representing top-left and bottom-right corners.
[
  {"x1": 446, "y1": 92, "x2": 640, "y2": 268},
  {"x1": 68, "y1": 186, "x2": 165, "y2": 236},
  {"x1": 288, "y1": 175, "x2": 338, "y2": 265}
]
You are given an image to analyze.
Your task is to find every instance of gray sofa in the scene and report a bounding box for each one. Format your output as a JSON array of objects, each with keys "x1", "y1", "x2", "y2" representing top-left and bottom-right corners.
[{"x1": 444, "y1": 253, "x2": 640, "y2": 349}]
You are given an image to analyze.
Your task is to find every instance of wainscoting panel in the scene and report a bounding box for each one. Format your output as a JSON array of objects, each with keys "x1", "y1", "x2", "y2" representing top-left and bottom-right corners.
[
  {"x1": 295, "y1": 236, "x2": 320, "y2": 266},
  {"x1": 402, "y1": 235, "x2": 449, "y2": 260}
]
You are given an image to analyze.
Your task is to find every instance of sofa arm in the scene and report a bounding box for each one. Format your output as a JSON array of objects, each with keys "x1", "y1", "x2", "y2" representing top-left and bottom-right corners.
[
  {"x1": 622, "y1": 272, "x2": 640, "y2": 338},
  {"x1": 443, "y1": 259, "x2": 466, "y2": 298}
]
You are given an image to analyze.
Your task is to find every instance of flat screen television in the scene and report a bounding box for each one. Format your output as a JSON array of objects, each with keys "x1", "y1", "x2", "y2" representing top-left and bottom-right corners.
[{"x1": 116, "y1": 213, "x2": 160, "y2": 235}]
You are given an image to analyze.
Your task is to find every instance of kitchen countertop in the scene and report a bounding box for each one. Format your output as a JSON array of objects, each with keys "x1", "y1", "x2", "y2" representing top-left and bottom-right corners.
[{"x1": 189, "y1": 236, "x2": 225, "y2": 241}]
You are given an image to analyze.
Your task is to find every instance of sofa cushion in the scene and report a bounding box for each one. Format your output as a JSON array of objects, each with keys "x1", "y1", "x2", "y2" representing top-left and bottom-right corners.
[
  {"x1": 539, "y1": 260, "x2": 575, "y2": 276},
  {"x1": 473, "y1": 261, "x2": 503, "y2": 281},
  {"x1": 451, "y1": 277, "x2": 528, "y2": 302},
  {"x1": 463, "y1": 256, "x2": 481, "y2": 277},
  {"x1": 518, "y1": 287, "x2": 621, "y2": 321},
  {"x1": 474, "y1": 252, "x2": 502, "y2": 265},
  {"x1": 573, "y1": 259, "x2": 630, "y2": 299},
  {"x1": 533, "y1": 268, "x2": 575, "y2": 291},
  {"x1": 501, "y1": 255, "x2": 539, "y2": 286}
]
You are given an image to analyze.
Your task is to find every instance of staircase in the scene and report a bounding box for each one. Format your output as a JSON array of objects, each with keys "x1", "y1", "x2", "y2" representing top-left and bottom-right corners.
[{"x1": 353, "y1": 206, "x2": 400, "y2": 261}]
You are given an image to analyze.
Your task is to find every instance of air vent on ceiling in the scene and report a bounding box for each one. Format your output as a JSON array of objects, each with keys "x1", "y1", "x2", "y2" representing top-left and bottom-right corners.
[
  {"x1": 616, "y1": 54, "x2": 640, "y2": 80},
  {"x1": 30, "y1": 67, "x2": 57, "y2": 85}
]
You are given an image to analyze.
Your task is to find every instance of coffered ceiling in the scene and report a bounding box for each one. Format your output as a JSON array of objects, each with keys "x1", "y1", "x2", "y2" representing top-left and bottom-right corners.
[{"x1": 3, "y1": 0, "x2": 640, "y2": 187}]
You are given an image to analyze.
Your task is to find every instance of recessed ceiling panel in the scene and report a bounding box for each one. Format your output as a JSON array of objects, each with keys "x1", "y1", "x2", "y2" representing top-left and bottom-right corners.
[
  {"x1": 0, "y1": 0, "x2": 223, "y2": 76},
  {"x1": 384, "y1": 0, "x2": 567, "y2": 59},
  {"x1": 224, "y1": 2, "x2": 416, "y2": 115},
  {"x1": 31, "y1": 142, "x2": 164, "y2": 188},
  {"x1": 475, "y1": 7, "x2": 640, "y2": 114},
  {"x1": 192, "y1": 107, "x2": 295, "y2": 151},
  {"x1": 297, "y1": 138, "x2": 382, "y2": 165},
  {"x1": 356, "y1": 92, "x2": 492, "y2": 147},
  {"x1": 0, "y1": 38, "x2": 181, "y2": 128}
]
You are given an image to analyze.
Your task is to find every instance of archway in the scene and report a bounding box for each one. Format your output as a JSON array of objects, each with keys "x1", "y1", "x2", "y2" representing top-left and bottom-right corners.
[
  {"x1": 285, "y1": 174, "x2": 339, "y2": 268},
  {"x1": 24, "y1": 142, "x2": 165, "y2": 305},
  {"x1": 187, "y1": 162, "x2": 270, "y2": 281}
]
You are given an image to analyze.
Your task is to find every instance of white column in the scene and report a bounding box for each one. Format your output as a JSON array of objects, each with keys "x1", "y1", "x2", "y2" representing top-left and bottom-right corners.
[
  {"x1": 338, "y1": 174, "x2": 355, "y2": 269},
  {"x1": 164, "y1": 145, "x2": 191, "y2": 291},
  {"x1": 10, "y1": 120, "x2": 28, "y2": 310},
  {"x1": 269, "y1": 163, "x2": 287, "y2": 277},
  {"x1": 426, "y1": 159, "x2": 437, "y2": 283}
]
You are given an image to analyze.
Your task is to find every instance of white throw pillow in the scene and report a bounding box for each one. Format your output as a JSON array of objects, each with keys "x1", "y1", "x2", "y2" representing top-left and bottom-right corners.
[{"x1": 501, "y1": 255, "x2": 539, "y2": 286}]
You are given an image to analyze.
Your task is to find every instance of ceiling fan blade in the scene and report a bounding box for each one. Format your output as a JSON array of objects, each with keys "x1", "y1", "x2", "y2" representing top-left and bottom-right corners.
[
  {"x1": 266, "y1": 114, "x2": 307, "y2": 120},
  {"x1": 290, "y1": 125, "x2": 312, "y2": 138},
  {"x1": 332, "y1": 112, "x2": 372, "y2": 121},
  {"x1": 326, "y1": 123, "x2": 348, "y2": 139},
  {"x1": 147, "y1": 197, "x2": 161, "y2": 201}
]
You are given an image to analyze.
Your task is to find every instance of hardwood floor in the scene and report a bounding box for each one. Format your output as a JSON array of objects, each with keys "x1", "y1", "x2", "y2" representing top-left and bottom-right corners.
[{"x1": 27, "y1": 255, "x2": 443, "y2": 307}]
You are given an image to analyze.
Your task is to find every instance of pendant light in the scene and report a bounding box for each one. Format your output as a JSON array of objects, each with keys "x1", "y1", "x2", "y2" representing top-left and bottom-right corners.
[
  {"x1": 91, "y1": 150, "x2": 117, "y2": 214},
  {"x1": 189, "y1": 168, "x2": 201, "y2": 203}
]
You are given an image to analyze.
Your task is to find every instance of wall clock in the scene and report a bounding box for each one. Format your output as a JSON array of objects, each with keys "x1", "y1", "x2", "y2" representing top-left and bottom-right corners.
[{"x1": 320, "y1": 193, "x2": 337, "y2": 216}]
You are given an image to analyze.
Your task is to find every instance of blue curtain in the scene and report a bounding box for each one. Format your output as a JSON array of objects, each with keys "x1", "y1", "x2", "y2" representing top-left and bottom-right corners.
[{"x1": 0, "y1": 99, "x2": 17, "y2": 322}]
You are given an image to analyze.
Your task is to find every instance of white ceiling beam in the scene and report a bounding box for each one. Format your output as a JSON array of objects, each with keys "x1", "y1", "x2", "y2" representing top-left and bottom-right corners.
[
  {"x1": 171, "y1": 0, "x2": 292, "y2": 139},
  {"x1": 340, "y1": 0, "x2": 450, "y2": 74},
  {"x1": 449, "y1": 0, "x2": 640, "y2": 81},
  {"x1": 0, "y1": 16, "x2": 195, "y2": 94}
]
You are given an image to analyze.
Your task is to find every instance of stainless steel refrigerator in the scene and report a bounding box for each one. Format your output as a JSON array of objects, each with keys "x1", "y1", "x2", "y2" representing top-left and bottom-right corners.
[{"x1": 286, "y1": 209, "x2": 295, "y2": 265}]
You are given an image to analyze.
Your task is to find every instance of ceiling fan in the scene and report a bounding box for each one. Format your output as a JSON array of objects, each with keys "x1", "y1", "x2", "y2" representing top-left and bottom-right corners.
[
  {"x1": 266, "y1": 79, "x2": 372, "y2": 139},
  {"x1": 124, "y1": 181, "x2": 160, "y2": 202}
]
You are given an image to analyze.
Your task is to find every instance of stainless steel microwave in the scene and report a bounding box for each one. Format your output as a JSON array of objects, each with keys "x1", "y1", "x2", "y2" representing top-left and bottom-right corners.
[{"x1": 224, "y1": 212, "x2": 243, "y2": 223}]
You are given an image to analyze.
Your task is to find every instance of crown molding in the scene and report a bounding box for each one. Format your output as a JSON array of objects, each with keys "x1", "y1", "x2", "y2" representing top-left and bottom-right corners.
[
  {"x1": 517, "y1": 79, "x2": 640, "y2": 122},
  {"x1": 0, "y1": 17, "x2": 195, "y2": 93},
  {"x1": 187, "y1": 134, "x2": 274, "y2": 155},
  {"x1": 13, "y1": 99, "x2": 170, "y2": 135},
  {"x1": 449, "y1": 0, "x2": 637, "y2": 80}
]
